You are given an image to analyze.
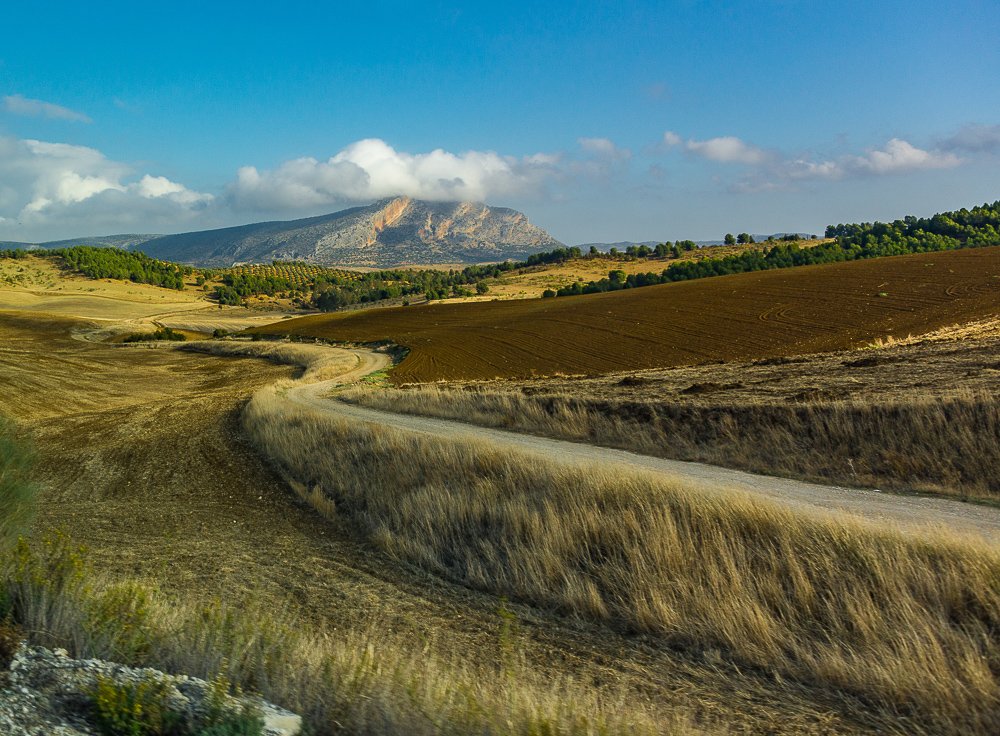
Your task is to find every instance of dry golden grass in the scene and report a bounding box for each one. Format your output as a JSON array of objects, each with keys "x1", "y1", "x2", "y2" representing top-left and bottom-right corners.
[
  {"x1": 342, "y1": 383, "x2": 1000, "y2": 501},
  {"x1": 0, "y1": 327, "x2": 694, "y2": 735},
  {"x1": 0, "y1": 254, "x2": 299, "y2": 333},
  {"x1": 4, "y1": 314, "x2": 771, "y2": 735},
  {"x1": 244, "y1": 385, "x2": 1000, "y2": 735},
  {"x1": 9, "y1": 311, "x2": 998, "y2": 733},
  {"x1": 3, "y1": 537, "x2": 677, "y2": 736},
  {"x1": 0, "y1": 255, "x2": 209, "y2": 320}
]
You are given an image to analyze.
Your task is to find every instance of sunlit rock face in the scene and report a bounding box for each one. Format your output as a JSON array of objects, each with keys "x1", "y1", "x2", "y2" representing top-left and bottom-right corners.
[{"x1": 140, "y1": 197, "x2": 562, "y2": 267}]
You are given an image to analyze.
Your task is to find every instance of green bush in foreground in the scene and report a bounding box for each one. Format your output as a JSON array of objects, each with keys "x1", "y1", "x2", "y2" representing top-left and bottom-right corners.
[
  {"x1": 91, "y1": 674, "x2": 182, "y2": 736},
  {"x1": 90, "y1": 672, "x2": 263, "y2": 736}
]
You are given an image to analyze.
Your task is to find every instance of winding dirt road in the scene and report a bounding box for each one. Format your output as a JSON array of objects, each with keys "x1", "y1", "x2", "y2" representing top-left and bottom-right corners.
[{"x1": 286, "y1": 347, "x2": 1000, "y2": 543}]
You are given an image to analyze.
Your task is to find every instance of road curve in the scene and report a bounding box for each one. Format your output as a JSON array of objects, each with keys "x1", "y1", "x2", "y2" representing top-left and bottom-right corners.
[{"x1": 277, "y1": 348, "x2": 1000, "y2": 544}]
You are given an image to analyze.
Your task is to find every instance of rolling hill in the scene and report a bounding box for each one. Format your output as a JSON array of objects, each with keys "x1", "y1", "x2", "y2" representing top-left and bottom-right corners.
[
  {"x1": 137, "y1": 197, "x2": 561, "y2": 267},
  {"x1": 252, "y1": 246, "x2": 1000, "y2": 382}
]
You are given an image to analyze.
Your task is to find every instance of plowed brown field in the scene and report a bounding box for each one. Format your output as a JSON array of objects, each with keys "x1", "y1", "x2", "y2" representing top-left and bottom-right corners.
[{"x1": 252, "y1": 247, "x2": 1000, "y2": 382}]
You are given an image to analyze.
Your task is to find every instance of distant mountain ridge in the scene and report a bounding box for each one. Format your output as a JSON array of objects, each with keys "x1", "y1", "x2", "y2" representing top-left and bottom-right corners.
[
  {"x1": 2, "y1": 235, "x2": 159, "y2": 251},
  {"x1": 41, "y1": 234, "x2": 161, "y2": 250},
  {"x1": 136, "y1": 198, "x2": 561, "y2": 267}
]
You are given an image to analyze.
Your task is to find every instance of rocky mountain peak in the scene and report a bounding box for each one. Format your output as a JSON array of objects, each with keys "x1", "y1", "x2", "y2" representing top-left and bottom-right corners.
[{"x1": 139, "y1": 198, "x2": 561, "y2": 267}]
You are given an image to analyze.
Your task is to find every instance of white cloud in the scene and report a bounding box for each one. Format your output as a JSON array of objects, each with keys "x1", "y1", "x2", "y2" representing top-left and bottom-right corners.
[
  {"x1": 663, "y1": 131, "x2": 769, "y2": 164},
  {"x1": 135, "y1": 174, "x2": 212, "y2": 206},
  {"x1": 227, "y1": 138, "x2": 559, "y2": 211},
  {"x1": 847, "y1": 138, "x2": 960, "y2": 174},
  {"x1": 663, "y1": 129, "x2": 966, "y2": 192},
  {"x1": 578, "y1": 137, "x2": 631, "y2": 161},
  {"x1": 0, "y1": 136, "x2": 212, "y2": 240},
  {"x1": 773, "y1": 139, "x2": 959, "y2": 184},
  {"x1": 3, "y1": 94, "x2": 92, "y2": 123},
  {"x1": 687, "y1": 136, "x2": 768, "y2": 165},
  {"x1": 784, "y1": 158, "x2": 841, "y2": 180}
]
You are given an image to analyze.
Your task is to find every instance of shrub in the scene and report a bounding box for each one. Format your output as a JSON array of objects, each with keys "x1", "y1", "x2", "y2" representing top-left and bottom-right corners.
[
  {"x1": 90, "y1": 673, "x2": 181, "y2": 736},
  {"x1": 89, "y1": 672, "x2": 264, "y2": 736},
  {"x1": 123, "y1": 328, "x2": 186, "y2": 343},
  {"x1": 198, "y1": 675, "x2": 263, "y2": 736}
]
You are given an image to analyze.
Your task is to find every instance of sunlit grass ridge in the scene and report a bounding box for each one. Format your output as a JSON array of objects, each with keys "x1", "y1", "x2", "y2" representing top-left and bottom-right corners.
[{"x1": 244, "y1": 384, "x2": 1000, "y2": 734}]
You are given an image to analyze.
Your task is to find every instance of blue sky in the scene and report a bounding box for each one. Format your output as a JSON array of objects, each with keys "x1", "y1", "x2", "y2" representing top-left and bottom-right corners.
[{"x1": 1, "y1": 0, "x2": 998, "y2": 243}]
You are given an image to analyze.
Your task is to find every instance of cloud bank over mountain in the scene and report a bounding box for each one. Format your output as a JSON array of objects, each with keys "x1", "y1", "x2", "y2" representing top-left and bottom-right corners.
[
  {"x1": 227, "y1": 138, "x2": 558, "y2": 212},
  {"x1": 0, "y1": 123, "x2": 996, "y2": 242}
]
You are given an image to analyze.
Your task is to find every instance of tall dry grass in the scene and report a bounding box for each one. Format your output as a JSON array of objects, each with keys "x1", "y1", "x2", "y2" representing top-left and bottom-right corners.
[
  {"x1": 0, "y1": 415, "x2": 679, "y2": 736},
  {"x1": 2, "y1": 536, "x2": 676, "y2": 736},
  {"x1": 341, "y1": 385, "x2": 1000, "y2": 500},
  {"x1": 245, "y1": 385, "x2": 1000, "y2": 735}
]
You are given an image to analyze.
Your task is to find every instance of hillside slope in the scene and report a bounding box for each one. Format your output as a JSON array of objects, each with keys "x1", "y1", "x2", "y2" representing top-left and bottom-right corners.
[
  {"x1": 253, "y1": 246, "x2": 1000, "y2": 381},
  {"x1": 139, "y1": 197, "x2": 561, "y2": 267}
]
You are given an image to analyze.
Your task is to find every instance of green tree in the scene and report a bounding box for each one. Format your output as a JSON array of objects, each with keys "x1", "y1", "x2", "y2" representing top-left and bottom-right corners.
[{"x1": 724, "y1": 233, "x2": 736, "y2": 245}]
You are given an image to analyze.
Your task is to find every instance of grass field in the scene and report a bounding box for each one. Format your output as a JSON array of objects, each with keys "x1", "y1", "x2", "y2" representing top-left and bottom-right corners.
[
  {"x1": 244, "y1": 384, "x2": 1000, "y2": 734},
  {"x1": 5, "y1": 246, "x2": 1000, "y2": 733},
  {"x1": 0, "y1": 255, "x2": 296, "y2": 336},
  {"x1": 3, "y1": 312, "x2": 886, "y2": 734},
  {"x1": 0, "y1": 256, "x2": 209, "y2": 321},
  {"x1": 252, "y1": 246, "x2": 1000, "y2": 381},
  {"x1": 0, "y1": 411, "x2": 677, "y2": 736}
]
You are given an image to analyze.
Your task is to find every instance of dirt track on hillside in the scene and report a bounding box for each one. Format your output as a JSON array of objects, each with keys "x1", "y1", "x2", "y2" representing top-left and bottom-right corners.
[{"x1": 287, "y1": 374, "x2": 1000, "y2": 543}]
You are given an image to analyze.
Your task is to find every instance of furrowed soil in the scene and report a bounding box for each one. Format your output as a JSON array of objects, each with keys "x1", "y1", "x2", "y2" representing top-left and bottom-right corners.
[
  {"x1": 252, "y1": 246, "x2": 1000, "y2": 382},
  {"x1": 0, "y1": 311, "x2": 890, "y2": 735}
]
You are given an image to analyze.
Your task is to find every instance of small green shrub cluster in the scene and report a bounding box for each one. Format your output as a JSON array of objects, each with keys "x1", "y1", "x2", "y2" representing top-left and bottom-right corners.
[
  {"x1": 90, "y1": 673, "x2": 263, "y2": 736},
  {"x1": 123, "y1": 328, "x2": 186, "y2": 343},
  {"x1": 91, "y1": 674, "x2": 182, "y2": 736}
]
